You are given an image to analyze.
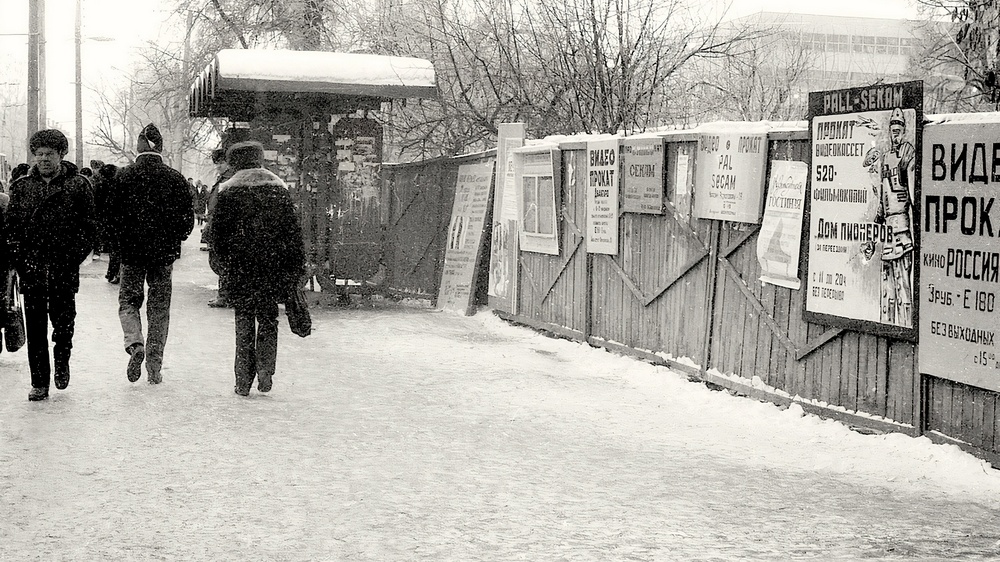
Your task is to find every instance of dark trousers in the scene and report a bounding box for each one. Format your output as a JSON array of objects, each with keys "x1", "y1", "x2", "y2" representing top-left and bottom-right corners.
[
  {"x1": 106, "y1": 249, "x2": 121, "y2": 281},
  {"x1": 23, "y1": 289, "x2": 76, "y2": 389},
  {"x1": 234, "y1": 300, "x2": 279, "y2": 388},
  {"x1": 119, "y1": 263, "x2": 174, "y2": 375}
]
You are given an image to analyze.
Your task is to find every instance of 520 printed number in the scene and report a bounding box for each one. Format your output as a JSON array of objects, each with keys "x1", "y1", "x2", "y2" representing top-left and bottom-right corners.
[{"x1": 815, "y1": 165, "x2": 836, "y2": 182}]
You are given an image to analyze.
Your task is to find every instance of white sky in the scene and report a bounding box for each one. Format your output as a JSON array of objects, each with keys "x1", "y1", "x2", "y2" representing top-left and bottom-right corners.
[{"x1": 0, "y1": 0, "x2": 161, "y2": 157}]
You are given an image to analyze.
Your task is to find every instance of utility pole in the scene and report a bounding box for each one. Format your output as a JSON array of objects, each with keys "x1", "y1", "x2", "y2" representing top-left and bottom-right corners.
[
  {"x1": 75, "y1": 0, "x2": 83, "y2": 165},
  {"x1": 177, "y1": 9, "x2": 193, "y2": 175},
  {"x1": 27, "y1": 0, "x2": 40, "y2": 159},
  {"x1": 38, "y1": 0, "x2": 46, "y2": 129}
]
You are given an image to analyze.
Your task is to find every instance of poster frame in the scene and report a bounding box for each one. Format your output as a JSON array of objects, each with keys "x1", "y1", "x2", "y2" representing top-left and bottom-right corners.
[
  {"x1": 514, "y1": 145, "x2": 562, "y2": 255},
  {"x1": 802, "y1": 80, "x2": 923, "y2": 342}
]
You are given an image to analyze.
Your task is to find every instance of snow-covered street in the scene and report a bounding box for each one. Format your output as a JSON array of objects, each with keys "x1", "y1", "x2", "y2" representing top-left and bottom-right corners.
[{"x1": 2, "y1": 233, "x2": 1000, "y2": 561}]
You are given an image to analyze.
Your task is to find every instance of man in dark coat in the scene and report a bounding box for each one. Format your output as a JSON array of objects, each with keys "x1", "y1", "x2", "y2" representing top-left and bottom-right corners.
[
  {"x1": 97, "y1": 163, "x2": 121, "y2": 283},
  {"x1": 203, "y1": 147, "x2": 233, "y2": 307},
  {"x1": 211, "y1": 141, "x2": 305, "y2": 396},
  {"x1": 6, "y1": 129, "x2": 96, "y2": 401},
  {"x1": 111, "y1": 123, "x2": 194, "y2": 384}
]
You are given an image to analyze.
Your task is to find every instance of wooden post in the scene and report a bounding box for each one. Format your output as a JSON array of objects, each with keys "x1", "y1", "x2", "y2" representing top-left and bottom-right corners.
[{"x1": 700, "y1": 220, "x2": 721, "y2": 373}]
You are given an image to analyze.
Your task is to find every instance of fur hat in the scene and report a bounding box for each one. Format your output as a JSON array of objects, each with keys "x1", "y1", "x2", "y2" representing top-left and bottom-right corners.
[
  {"x1": 226, "y1": 141, "x2": 265, "y2": 171},
  {"x1": 98, "y1": 163, "x2": 118, "y2": 180},
  {"x1": 137, "y1": 123, "x2": 163, "y2": 153},
  {"x1": 29, "y1": 129, "x2": 69, "y2": 155}
]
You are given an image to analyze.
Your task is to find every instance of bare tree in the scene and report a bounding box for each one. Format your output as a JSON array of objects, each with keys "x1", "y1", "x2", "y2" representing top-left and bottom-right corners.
[
  {"x1": 90, "y1": 44, "x2": 217, "y2": 167},
  {"x1": 89, "y1": 77, "x2": 144, "y2": 163},
  {"x1": 913, "y1": 0, "x2": 1000, "y2": 111},
  {"x1": 364, "y1": 0, "x2": 767, "y2": 160},
  {"x1": 683, "y1": 25, "x2": 814, "y2": 122}
]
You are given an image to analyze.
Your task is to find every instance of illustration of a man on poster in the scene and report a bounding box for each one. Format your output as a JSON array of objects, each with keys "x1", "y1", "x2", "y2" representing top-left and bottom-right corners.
[{"x1": 861, "y1": 107, "x2": 916, "y2": 327}]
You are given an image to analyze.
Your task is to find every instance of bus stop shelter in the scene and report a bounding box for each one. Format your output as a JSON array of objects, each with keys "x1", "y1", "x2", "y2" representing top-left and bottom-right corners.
[{"x1": 189, "y1": 49, "x2": 436, "y2": 295}]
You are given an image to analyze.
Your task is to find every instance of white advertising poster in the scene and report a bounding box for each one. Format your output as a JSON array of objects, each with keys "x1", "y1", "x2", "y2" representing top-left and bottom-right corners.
[
  {"x1": 620, "y1": 138, "x2": 664, "y2": 214},
  {"x1": 919, "y1": 121, "x2": 1000, "y2": 392},
  {"x1": 488, "y1": 123, "x2": 524, "y2": 314},
  {"x1": 586, "y1": 138, "x2": 620, "y2": 255},
  {"x1": 438, "y1": 162, "x2": 495, "y2": 315},
  {"x1": 692, "y1": 124, "x2": 767, "y2": 223},
  {"x1": 515, "y1": 146, "x2": 560, "y2": 255},
  {"x1": 757, "y1": 160, "x2": 808, "y2": 289},
  {"x1": 674, "y1": 148, "x2": 692, "y2": 218},
  {"x1": 805, "y1": 91, "x2": 920, "y2": 334}
]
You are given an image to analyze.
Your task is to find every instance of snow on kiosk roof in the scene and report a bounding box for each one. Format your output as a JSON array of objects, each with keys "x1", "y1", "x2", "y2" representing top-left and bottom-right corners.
[{"x1": 189, "y1": 49, "x2": 437, "y2": 119}]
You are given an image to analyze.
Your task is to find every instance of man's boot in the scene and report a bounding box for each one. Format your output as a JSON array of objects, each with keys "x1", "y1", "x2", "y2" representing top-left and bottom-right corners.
[
  {"x1": 54, "y1": 360, "x2": 70, "y2": 390},
  {"x1": 127, "y1": 344, "x2": 145, "y2": 383}
]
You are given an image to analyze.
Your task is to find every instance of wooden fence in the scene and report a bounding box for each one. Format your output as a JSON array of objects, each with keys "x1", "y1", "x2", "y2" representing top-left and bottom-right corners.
[{"x1": 381, "y1": 132, "x2": 1000, "y2": 467}]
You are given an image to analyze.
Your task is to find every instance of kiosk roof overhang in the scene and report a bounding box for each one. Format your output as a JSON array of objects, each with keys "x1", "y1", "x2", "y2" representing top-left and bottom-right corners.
[{"x1": 189, "y1": 49, "x2": 437, "y2": 119}]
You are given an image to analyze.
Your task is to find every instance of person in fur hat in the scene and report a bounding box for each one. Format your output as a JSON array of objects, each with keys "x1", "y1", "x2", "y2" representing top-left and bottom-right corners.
[
  {"x1": 5, "y1": 129, "x2": 96, "y2": 401},
  {"x1": 210, "y1": 141, "x2": 305, "y2": 396},
  {"x1": 110, "y1": 123, "x2": 194, "y2": 385}
]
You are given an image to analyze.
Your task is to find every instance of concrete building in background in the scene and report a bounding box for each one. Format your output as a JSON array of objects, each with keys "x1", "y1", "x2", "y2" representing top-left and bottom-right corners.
[
  {"x1": 738, "y1": 12, "x2": 922, "y2": 91},
  {"x1": 689, "y1": 12, "x2": 934, "y2": 122}
]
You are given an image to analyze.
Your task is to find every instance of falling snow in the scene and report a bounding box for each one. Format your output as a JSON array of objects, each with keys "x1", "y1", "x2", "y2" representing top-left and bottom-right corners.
[{"x1": 1, "y1": 231, "x2": 999, "y2": 561}]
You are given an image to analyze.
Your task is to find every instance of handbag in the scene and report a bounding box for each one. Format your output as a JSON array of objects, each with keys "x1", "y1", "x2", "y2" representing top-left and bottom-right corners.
[
  {"x1": 5, "y1": 272, "x2": 26, "y2": 353},
  {"x1": 285, "y1": 288, "x2": 312, "y2": 338}
]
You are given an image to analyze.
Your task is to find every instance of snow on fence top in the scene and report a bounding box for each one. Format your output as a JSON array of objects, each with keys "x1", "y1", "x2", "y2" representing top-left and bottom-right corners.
[{"x1": 189, "y1": 49, "x2": 437, "y2": 118}]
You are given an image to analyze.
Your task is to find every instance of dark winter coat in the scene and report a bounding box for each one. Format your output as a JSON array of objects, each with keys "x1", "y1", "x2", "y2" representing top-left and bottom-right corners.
[
  {"x1": 111, "y1": 153, "x2": 195, "y2": 267},
  {"x1": 6, "y1": 161, "x2": 97, "y2": 294},
  {"x1": 210, "y1": 168, "x2": 305, "y2": 308},
  {"x1": 201, "y1": 168, "x2": 234, "y2": 247},
  {"x1": 91, "y1": 170, "x2": 115, "y2": 252}
]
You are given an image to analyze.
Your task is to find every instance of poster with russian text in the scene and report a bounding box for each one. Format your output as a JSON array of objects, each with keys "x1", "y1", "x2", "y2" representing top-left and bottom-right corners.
[
  {"x1": 438, "y1": 162, "x2": 495, "y2": 316},
  {"x1": 621, "y1": 139, "x2": 664, "y2": 214},
  {"x1": 693, "y1": 124, "x2": 767, "y2": 223},
  {"x1": 805, "y1": 81, "x2": 922, "y2": 340},
  {"x1": 919, "y1": 121, "x2": 1000, "y2": 391},
  {"x1": 488, "y1": 123, "x2": 524, "y2": 314},
  {"x1": 587, "y1": 138, "x2": 620, "y2": 254},
  {"x1": 757, "y1": 160, "x2": 808, "y2": 289}
]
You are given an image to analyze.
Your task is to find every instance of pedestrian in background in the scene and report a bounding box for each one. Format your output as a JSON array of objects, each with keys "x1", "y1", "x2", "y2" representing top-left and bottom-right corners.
[
  {"x1": 6, "y1": 129, "x2": 96, "y2": 401},
  {"x1": 89, "y1": 159, "x2": 109, "y2": 257},
  {"x1": 0, "y1": 186, "x2": 9, "y2": 348},
  {"x1": 211, "y1": 141, "x2": 304, "y2": 396},
  {"x1": 97, "y1": 163, "x2": 121, "y2": 284},
  {"x1": 111, "y1": 123, "x2": 194, "y2": 384},
  {"x1": 203, "y1": 147, "x2": 233, "y2": 308},
  {"x1": 10, "y1": 163, "x2": 31, "y2": 183},
  {"x1": 194, "y1": 180, "x2": 208, "y2": 225}
]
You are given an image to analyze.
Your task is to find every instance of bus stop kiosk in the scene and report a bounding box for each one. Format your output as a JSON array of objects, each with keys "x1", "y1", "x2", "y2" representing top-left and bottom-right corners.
[{"x1": 189, "y1": 49, "x2": 437, "y2": 300}]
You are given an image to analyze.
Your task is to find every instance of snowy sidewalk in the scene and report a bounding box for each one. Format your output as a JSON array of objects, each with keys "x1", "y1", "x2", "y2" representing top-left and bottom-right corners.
[{"x1": 2, "y1": 233, "x2": 1000, "y2": 561}]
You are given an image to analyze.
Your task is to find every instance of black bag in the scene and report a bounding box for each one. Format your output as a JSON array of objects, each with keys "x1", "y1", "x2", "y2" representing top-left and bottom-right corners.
[
  {"x1": 285, "y1": 288, "x2": 312, "y2": 337},
  {"x1": 5, "y1": 273, "x2": 25, "y2": 353}
]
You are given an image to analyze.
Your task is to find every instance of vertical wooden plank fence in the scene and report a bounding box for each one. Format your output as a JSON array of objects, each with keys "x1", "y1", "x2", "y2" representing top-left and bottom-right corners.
[{"x1": 383, "y1": 128, "x2": 1000, "y2": 467}]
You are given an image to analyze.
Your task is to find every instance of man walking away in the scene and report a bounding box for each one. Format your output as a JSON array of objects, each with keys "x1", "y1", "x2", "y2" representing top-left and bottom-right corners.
[
  {"x1": 98, "y1": 164, "x2": 122, "y2": 284},
  {"x1": 6, "y1": 129, "x2": 96, "y2": 401},
  {"x1": 203, "y1": 148, "x2": 233, "y2": 307},
  {"x1": 211, "y1": 142, "x2": 304, "y2": 396},
  {"x1": 111, "y1": 123, "x2": 194, "y2": 384}
]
